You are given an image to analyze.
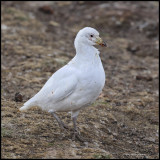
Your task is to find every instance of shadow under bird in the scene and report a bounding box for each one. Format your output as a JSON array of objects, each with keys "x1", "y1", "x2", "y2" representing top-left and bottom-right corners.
[{"x1": 19, "y1": 27, "x2": 107, "y2": 142}]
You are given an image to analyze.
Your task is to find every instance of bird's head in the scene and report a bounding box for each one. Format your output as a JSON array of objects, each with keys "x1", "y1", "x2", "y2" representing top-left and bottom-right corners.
[{"x1": 74, "y1": 27, "x2": 107, "y2": 48}]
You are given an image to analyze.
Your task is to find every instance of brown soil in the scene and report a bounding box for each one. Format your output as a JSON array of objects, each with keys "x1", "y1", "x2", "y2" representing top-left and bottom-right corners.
[{"x1": 1, "y1": 1, "x2": 159, "y2": 159}]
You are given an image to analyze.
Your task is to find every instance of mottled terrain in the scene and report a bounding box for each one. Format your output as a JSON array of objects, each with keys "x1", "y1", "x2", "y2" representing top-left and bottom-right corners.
[{"x1": 1, "y1": 1, "x2": 159, "y2": 159}]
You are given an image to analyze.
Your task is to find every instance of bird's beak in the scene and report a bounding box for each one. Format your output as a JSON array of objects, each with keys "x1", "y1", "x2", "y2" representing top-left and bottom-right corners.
[{"x1": 96, "y1": 37, "x2": 107, "y2": 47}]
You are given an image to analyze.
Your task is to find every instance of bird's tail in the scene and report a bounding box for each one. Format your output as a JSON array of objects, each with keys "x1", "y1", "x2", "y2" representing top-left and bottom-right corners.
[{"x1": 19, "y1": 97, "x2": 37, "y2": 112}]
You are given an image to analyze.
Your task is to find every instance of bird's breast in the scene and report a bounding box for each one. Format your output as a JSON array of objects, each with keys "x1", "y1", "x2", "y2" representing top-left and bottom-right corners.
[{"x1": 77, "y1": 61, "x2": 105, "y2": 97}]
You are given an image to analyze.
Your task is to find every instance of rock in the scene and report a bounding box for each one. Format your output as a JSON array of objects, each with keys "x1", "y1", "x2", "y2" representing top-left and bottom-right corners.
[
  {"x1": 15, "y1": 92, "x2": 23, "y2": 102},
  {"x1": 144, "y1": 137, "x2": 156, "y2": 143},
  {"x1": 138, "y1": 21, "x2": 159, "y2": 38},
  {"x1": 136, "y1": 75, "x2": 153, "y2": 81},
  {"x1": 1, "y1": 24, "x2": 8, "y2": 30},
  {"x1": 127, "y1": 43, "x2": 140, "y2": 53},
  {"x1": 38, "y1": 6, "x2": 54, "y2": 14},
  {"x1": 49, "y1": 21, "x2": 60, "y2": 27}
]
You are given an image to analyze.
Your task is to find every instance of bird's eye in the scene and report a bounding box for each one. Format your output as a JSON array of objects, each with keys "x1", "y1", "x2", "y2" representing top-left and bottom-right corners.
[{"x1": 90, "y1": 35, "x2": 93, "y2": 37}]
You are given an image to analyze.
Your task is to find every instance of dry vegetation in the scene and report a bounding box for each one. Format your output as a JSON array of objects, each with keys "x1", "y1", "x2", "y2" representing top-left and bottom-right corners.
[{"x1": 1, "y1": 1, "x2": 159, "y2": 159}]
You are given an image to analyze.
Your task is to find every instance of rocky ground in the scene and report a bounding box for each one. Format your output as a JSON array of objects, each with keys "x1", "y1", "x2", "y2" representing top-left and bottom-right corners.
[{"x1": 1, "y1": 1, "x2": 159, "y2": 159}]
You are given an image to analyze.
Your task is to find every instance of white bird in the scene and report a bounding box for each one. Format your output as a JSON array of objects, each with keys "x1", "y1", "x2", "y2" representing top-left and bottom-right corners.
[{"x1": 19, "y1": 27, "x2": 106, "y2": 141}]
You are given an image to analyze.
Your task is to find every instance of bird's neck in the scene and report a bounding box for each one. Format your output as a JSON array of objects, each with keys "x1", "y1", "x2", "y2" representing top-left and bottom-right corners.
[{"x1": 75, "y1": 44, "x2": 100, "y2": 62}]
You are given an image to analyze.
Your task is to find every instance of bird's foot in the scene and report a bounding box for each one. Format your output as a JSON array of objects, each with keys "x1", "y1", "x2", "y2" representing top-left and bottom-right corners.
[
  {"x1": 59, "y1": 122, "x2": 70, "y2": 130},
  {"x1": 72, "y1": 130, "x2": 89, "y2": 142},
  {"x1": 51, "y1": 112, "x2": 70, "y2": 130}
]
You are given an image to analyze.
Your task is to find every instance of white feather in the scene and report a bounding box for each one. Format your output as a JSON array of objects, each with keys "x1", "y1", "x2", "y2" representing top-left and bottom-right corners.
[{"x1": 19, "y1": 27, "x2": 105, "y2": 116}]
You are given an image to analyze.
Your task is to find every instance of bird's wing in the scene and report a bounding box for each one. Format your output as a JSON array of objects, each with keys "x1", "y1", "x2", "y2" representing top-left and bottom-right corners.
[
  {"x1": 49, "y1": 75, "x2": 77, "y2": 102},
  {"x1": 21, "y1": 65, "x2": 78, "y2": 111},
  {"x1": 35, "y1": 65, "x2": 78, "y2": 103}
]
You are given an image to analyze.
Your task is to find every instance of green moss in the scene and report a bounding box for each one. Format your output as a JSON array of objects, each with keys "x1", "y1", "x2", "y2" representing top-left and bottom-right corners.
[
  {"x1": 5, "y1": 7, "x2": 29, "y2": 21},
  {"x1": 15, "y1": 15, "x2": 28, "y2": 21},
  {"x1": 5, "y1": 7, "x2": 17, "y2": 14},
  {"x1": 48, "y1": 142, "x2": 55, "y2": 146},
  {"x1": 1, "y1": 127, "x2": 13, "y2": 138}
]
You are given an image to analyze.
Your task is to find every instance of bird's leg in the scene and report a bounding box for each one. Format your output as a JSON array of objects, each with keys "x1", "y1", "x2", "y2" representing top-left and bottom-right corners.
[
  {"x1": 72, "y1": 116, "x2": 87, "y2": 142},
  {"x1": 51, "y1": 112, "x2": 69, "y2": 130}
]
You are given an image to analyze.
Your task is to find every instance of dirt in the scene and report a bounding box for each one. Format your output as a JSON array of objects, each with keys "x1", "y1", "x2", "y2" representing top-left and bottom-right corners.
[{"x1": 1, "y1": 1, "x2": 159, "y2": 159}]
